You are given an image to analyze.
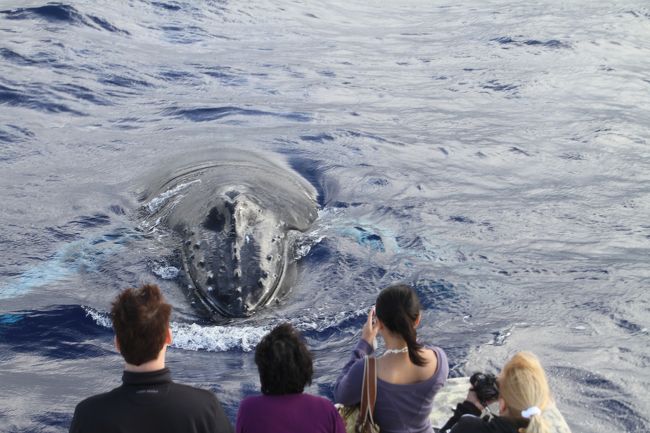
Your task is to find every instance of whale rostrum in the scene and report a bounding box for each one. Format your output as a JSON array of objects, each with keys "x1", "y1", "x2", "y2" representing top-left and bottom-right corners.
[{"x1": 140, "y1": 151, "x2": 318, "y2": 318}]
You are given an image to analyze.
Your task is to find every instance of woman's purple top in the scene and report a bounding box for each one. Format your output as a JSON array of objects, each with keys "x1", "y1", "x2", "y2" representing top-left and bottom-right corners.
[
  {"x1": 236, "y1": 392, "x2": 346, "y2": 433},
  {"x1": 334, "y1": 340, "x2": 448, "y2": 433}
]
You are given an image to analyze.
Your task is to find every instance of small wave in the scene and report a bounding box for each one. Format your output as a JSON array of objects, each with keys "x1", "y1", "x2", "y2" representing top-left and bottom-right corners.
[
  {"x1": 145, "y1": 179, "x2": 201, "y2": 213},
  {"x1": 1, "y1": 3, "x2": 84, "y2": 23},
  {"x1": 297, "y1": 306, "x2": 369, "y2": 340},
  {"x1": 0, "y1": 83, "x2": 85, "y2": 115},
  {"x1": 0, "y1": 3, "x2": 129, "y2": 34},
  {"x1": 161, "y1": 24, "x2": 210, "y2": 44},
  {"x1": 99, "y1": 74, "x2": 153, "y2": 89},
  {"x1": 300, "y1": 133, "x2": 336, "y2": 143},
  {"x1": 627, "y1": 9, "x2": 650, "y2": 19},
  {"x1": 68, "y1": 214, "x2": 111, "y2": 229},
  {"x1": 163, "y1": 106, "x2": 312, "y2": 123},
  {"x1": 157, "y1": 69, "x2": 200, "y2": 83},
  {"x1": 52, "y1": 83, "x2": 112, "y2": 106},
  {"x1": 0, "y1": 48, "x2": 36, "y2": 66},
  {"x1": 0, "y1": 48, "x2": 70, "y2": 71},
  {"x1": 0, "y1": 124, "x2": 34, "y2": 143},
  {"x1": 1, "y1": 307, "x2": 111, "y2": 359},
  {"x1": 201, "y1": 67, "x2": 248, "y2": 86},
  {"x1": 481, "y1": 79, "x2": 519, "y2": 93},
  {"x1": 553, "y1": 366, "x2": 648, "y2": 432},
  {"x1": 151, "y1": 2, "x2": 183, "y2": 12},
  {"x1": 491, "y1": 36, "x2": 571, "y2": 49},
  {"x1": 449, "y1": 215, "x2": 475, "y2": 224},
  {"x1": 87, "y1": 14, "x2": 129, "y2": 34}
]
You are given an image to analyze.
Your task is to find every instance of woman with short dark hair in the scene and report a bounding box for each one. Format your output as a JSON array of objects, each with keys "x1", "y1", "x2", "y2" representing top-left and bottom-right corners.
[
  {"x1": 236, "y1": 323, "x2": 345, "y2": 433},
  {"x1": 334, "y1": 283, "x2": 449, "y2": 433}
]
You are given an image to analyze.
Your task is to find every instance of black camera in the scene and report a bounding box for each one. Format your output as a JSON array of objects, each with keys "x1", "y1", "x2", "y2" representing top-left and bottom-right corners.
[{"x1": 470, "y1": 372, "x2": 499, "y2": 406}]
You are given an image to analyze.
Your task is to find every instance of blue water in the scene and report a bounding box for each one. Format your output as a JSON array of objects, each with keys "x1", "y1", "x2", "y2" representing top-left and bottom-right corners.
[{"x1": 1, "y1": 1, "x2": 649, "y2": 432}]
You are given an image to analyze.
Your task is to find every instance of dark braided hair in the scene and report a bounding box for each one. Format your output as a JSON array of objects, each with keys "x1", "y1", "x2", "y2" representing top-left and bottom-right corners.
[
  {"x1": 375, "y1": 284, "x2": 427, "y2": 366},
  {"x1": 254, "y1": 323, "x2": 313, "y2": 395}
]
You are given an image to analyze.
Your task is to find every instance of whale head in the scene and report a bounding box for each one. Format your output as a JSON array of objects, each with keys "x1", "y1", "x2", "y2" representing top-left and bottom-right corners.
[
  {"x1": 180, "y1": 189, "x2": 293, "y2": 317},
  {"x1": 140, "y1": 150, "x2": 319, "y2": 319}
]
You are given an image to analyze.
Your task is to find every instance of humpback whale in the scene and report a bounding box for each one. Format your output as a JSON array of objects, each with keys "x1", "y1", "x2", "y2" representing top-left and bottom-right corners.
[{"x1": 140, "y1": 150, "x2": 318, "y2": 318}]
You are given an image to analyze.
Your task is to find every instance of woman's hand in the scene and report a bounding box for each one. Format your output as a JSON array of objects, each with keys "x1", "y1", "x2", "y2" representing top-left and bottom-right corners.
[
  {"x1": 465, "y1": 389, "x2": 485, "y2": 412},
  {"x1": 361, "y1": 307, "x2": 380, "y2": 345}
]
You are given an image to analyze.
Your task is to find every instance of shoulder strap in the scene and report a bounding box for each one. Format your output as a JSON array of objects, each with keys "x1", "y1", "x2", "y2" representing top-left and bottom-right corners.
[
  {"x1": 366, "y1": 357, "x2": 377, "y2": 414},
  {"x1": 358, "y1": 356, "x2": 378, "y2": 429}
]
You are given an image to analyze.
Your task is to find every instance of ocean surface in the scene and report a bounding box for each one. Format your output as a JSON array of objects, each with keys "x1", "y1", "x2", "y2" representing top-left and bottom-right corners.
[{"x1": 1, "y1": 1, "x2": 649, "y2": 432}]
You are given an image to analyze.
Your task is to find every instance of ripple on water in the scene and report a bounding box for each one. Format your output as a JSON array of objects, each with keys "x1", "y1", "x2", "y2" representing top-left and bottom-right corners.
[
  {"x1": 0, "y1": 306, "x2": 112, "y2": 360},
  {"x1": 151, "y1": 2, "x2": 183, "y2": 12},
  {"x1": 52, "y1": 83, "x2": 113, "y2": 106},
  {"x1": 552, "y1": 366, "x2": 648, "y2": 432},
  {"x1": 0, "y1": 47, "x2": 37, "y2": 67},
  {"x1": 490, "y1": 36, "x2": 571, "y2": 50},
  {"x1": 0, "y1": 82, "x2": 85, "y2": 115},
  {"x1": 0, "y1": 124, "x2": 34, "y2": 143}
]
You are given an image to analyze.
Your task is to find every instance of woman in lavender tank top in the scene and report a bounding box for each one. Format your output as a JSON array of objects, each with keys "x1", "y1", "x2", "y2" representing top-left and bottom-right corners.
[{"x1": 334, "y1": 284, "x2": 449, "y2": 433}]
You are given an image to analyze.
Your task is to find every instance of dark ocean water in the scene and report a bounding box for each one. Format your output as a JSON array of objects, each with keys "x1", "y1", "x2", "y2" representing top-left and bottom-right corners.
[{"x1": 1, "y1": 1, "x2": 649, "y2": 432}]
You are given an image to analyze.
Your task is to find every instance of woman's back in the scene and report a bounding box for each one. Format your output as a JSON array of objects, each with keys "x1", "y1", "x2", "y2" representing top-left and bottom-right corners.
[
  {"x1": 377, "y1": 346, "x2": 439, "y2": 384},
  {"x1": 237, "y1": 393, "x2": 344, "y2": 433},
  {"x1": 334, "y1": 284, "x2": 450, "y2": 433},
  {"x1": 334, "y1": 341, "x2": 448, "y2": 433},
  {"x1": 374, "y1": 347, "x2": 447, "y2": 433}
]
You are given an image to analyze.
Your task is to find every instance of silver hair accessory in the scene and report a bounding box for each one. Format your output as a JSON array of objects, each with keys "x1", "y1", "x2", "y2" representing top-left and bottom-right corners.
[{"x1": 521, "y1": 406, "x2": 541, "y2": 419}]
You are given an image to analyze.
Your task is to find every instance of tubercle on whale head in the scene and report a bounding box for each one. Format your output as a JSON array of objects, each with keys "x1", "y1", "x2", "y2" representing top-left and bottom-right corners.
[{"x1": 180, "y1": 192, "x2": 289, "y2": 318}]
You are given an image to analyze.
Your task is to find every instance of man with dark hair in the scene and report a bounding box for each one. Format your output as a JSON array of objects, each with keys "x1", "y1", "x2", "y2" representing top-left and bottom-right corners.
[{"x1": 69, "y1": 284, "x2": 233, "y2": 433}]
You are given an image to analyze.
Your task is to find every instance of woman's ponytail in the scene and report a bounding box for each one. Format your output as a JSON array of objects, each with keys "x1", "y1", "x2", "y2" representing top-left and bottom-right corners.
[
  {"x1": 375, "y1": 284, "x2": 427, "y2": 366},
  {"x1": 499, "y1": 352, "x2": 551, "y2": 433},
  {"x1": 523, "y1": 413, "x2": 550, "y2": 433}
]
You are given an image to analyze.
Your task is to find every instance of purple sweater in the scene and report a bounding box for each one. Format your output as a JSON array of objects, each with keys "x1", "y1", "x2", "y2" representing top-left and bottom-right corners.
[
  {"x1": 236, "y1": 392, "x2": 345, "y2": 433},
  {"x1": 334, "y1": 340, "x2": 448, "y2": 433}
]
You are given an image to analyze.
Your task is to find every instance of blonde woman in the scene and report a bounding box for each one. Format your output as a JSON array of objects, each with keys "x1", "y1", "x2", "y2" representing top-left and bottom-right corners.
[{"x1": 443, "y1": 352, "x2": 552, "y2": 433}]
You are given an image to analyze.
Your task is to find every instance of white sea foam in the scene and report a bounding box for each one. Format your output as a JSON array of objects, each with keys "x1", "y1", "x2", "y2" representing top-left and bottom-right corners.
[
  {"x1": 84, "y1": 306, "x2": 112, "y2": 328},
  {"x1": 170, "y1": 322, "x2": 268, "y2": 352},
  {"x1": 153, "y1": 266, "x2": 180, "y2": 279},
  {"x1": 83, "y1": 306, "x2": 268, "y2": 352},
  {"x1": 146, "y1": 180, "x2": 201, "y2": 213}
]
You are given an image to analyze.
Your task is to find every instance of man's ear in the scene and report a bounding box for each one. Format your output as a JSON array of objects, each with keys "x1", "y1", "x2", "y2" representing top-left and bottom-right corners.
[
  {"x1": 165, "y1": 327, "x2": 172, "y2": 345},
  {"x1": 415, "y1": 313, "x2": 421, "y2": 328},
  {"x1": 114, "y1": 335, "x2": 121, "y2": 352}
]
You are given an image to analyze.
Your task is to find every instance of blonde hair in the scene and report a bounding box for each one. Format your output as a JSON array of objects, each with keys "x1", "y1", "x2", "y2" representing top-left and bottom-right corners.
[{"x1": 499, "y1": 352, "x2": 551, "y2": 433}]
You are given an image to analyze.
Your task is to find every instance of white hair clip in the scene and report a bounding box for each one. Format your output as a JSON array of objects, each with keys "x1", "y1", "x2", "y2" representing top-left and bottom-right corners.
[{"x1": 521, "y1": 406, "x2": 541, "y2": 419}]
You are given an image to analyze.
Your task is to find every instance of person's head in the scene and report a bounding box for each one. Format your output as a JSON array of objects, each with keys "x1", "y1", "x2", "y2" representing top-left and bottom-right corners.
[
  {"x1": 498, "y1": 352, "x2": 551, "y2": 433},
  {"x1": 375, "y1": 283, "x2": 426, "y2": 366},
  {"x1": 111, "y1": 283, "x2": 172, "y2": 366},
  {"x1": 254, "y1": 323, "x2": 313, "y2": 395}
]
